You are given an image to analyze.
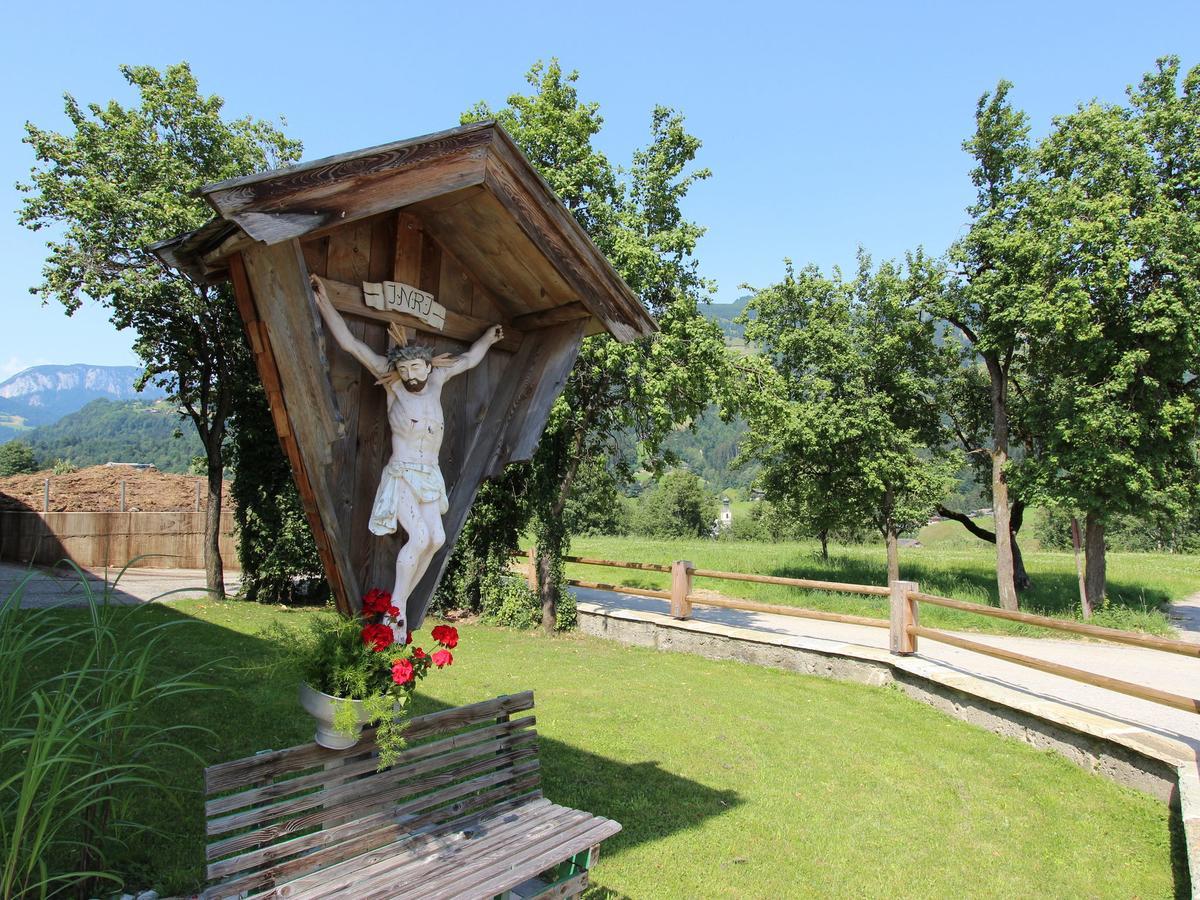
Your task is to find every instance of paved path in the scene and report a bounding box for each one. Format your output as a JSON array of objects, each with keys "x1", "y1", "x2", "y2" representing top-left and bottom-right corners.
[
  {"x1": 1169, "y1": 591, "x2": 1200, "y2": 645},
  {"x1": 572, "y1": 586, "x2": 1200, "y2": 754},
  {"x1": 2, "y1": 561, "x2": 240, "y2": 608}
]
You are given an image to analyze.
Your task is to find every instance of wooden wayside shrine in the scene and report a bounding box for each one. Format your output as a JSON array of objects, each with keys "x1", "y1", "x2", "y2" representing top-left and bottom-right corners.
[{"x1": 153, "y1": 121, "x2": 656, "y2": 624}]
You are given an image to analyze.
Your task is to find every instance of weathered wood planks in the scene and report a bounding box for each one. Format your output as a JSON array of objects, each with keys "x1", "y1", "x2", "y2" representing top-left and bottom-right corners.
[
  {"x1": 201, "y1": 692, "x2": 619, "y2": 900},
  {"x1": 154, "y1": 122, "x2": 659, "y2": 626}
]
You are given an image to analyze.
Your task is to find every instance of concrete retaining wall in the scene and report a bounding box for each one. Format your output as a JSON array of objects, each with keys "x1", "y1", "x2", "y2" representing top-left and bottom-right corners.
[{"x1": 0, "y1": 510, "x2": 239, "y2": 570}]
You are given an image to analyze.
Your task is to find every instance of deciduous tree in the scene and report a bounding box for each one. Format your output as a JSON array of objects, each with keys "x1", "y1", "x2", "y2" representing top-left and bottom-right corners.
[
  {"x1": 740, "y1": 252, "x2": 956, "y2": 583},
  {"x1": 18, "y1": 63, "x2": 301, "y2": 596},
  {"x1": 926, "y1": 81, "x2": 1038, "y2": 610},
  {"x1": 1017, "y1": 58, "x2": 1200, "y2": 606},
  {"x1": 459, "y1": 60, "x2": 730, "y2": 631}
]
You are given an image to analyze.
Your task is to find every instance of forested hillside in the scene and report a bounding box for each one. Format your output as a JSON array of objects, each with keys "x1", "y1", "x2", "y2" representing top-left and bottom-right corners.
[{"x1": 25, "y1": 399, "x2": 202, "y2": 473}]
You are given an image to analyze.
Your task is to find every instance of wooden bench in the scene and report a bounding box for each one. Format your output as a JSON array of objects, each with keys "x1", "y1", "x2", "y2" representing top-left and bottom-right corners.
[{"x1": 202, "y1": 691, "x2": 620, "y2": 899}]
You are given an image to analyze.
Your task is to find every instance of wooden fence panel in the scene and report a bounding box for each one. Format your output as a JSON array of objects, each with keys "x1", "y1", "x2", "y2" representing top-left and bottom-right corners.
[{"x1": 0, "y1": 511, "x2": 238, "y2": 570}]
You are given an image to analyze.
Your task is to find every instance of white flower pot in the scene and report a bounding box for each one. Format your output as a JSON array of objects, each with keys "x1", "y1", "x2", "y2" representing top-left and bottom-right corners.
[{"x1": 299, "y1": 682, "x2": 372, "y2": 749}]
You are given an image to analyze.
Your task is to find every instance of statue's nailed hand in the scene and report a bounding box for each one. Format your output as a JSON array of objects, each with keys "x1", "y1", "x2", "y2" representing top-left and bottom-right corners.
[
  {"x1": 309, "y1": 274, "x2": 329, "y2": 304},
  {"x1": 488, "y1": 324, "x2": 504, "y2": 344}
]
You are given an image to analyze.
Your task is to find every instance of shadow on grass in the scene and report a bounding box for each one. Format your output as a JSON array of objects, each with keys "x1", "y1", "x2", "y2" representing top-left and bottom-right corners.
[
  {"x1": 17, "y1": 600, "x2": 740, "y2": 894},
  {"x1": 404, "y1": 694, "x2": 742, "y2": 869}
]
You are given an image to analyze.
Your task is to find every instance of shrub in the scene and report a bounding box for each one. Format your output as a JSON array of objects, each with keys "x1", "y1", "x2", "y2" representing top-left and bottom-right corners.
[
  {"x1": 628, "y1": 469, "x2": 718, "y2": 538},
  {"x1": 0, "y1": 440, "x2": 38, "y2": 477},
  {"x1": 51, "y1": 458, "x2": 76, "y2": 475}
]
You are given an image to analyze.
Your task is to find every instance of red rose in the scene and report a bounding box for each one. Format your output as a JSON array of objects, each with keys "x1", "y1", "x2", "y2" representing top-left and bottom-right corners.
[
  {"x1": 387, "y1": 605, "x2": 401, "y2": 618},
  {"x1": 431, "y1": 625, "x2": 459, "y2": 649},
  {"x1": 361, "y1": 622, "x2": 394, "y2": 652},
  {"x1": 413, "y1": 647, "x2": 427, "y2": 659},
  {"x1": 431, "y1": 649, "x2": 453, "y2": 669},
  {"x1": 362, "y1": 588, "x2": 392, "y2": 616},
  {"x1": 391, "y1": 658, "x2": 414, "y2": 685},
  {"x1": 406, "y1": 631, "x2": 413, "y2": 646}
]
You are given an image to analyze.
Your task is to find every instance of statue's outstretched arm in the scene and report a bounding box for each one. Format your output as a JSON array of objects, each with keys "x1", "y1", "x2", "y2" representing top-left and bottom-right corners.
[
  {"x1": 440, "y1": 325, "x2": 504, "y2": 379},
  {"x1": 309, "y1": 275, "x2": 388, "y2": 378}
]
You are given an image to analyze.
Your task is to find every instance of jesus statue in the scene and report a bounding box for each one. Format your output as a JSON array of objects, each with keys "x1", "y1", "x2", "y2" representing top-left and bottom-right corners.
[{"x1": 310, "y1": 274, "x2": 504, "y2": 635}]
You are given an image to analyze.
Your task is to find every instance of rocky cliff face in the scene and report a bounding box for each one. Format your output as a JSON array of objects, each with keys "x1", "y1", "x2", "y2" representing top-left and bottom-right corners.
[{"x1": 0, "y1": 364, "x2": 167, "y2": 431}]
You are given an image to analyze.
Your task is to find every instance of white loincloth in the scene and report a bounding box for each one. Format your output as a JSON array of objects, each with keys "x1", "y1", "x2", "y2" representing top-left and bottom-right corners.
[{"x1": 369, "y1": 460, "x2": 449, "y2": 536}]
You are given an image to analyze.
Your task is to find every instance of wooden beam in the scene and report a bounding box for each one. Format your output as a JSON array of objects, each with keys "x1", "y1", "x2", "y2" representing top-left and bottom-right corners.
[
  {"x1": 206, "y1": 136, "x2": 490, "y2": 245},
  {"x1": 313, "y1": 274, "x2": 524, "y2": 353},
  {"x1": 201, "y1": 229, "x2": 259, "y2": 270},
  {"x1": 911, "y1": 625, "x2": 1200, "y2": 714},
  {"x1": 498, "y1": 318, "x2": 587, "y2": 467},
  {"x1": 239, "y1": 241, "x2": 361, "y2": 615},
  {"x1": 227, "y1": 252, "x2": 354, "y2": 616},
  {"x1": 485, "y1": 134, "x2": 655, "y2": 341},
  {"x1": 511, "y1": 301, "x2": 590, "y2": 331}
]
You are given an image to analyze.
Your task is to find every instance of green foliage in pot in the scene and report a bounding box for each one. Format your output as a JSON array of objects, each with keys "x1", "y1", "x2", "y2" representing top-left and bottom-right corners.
[{"x1": 266, "y1": 590, "x2": 459, "y2": 769}]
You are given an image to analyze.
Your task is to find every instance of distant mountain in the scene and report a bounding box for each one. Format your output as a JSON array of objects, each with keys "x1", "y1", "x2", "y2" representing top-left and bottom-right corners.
[
  {"x1": 0, "y1": 364, "x2": 167, "y2": 440},
  {"x1": 701, "y1": 295, "x2": 753, "y2": 347},
  {"x1": 25, "y1": 398, "x2": 202, "y2": 474}
]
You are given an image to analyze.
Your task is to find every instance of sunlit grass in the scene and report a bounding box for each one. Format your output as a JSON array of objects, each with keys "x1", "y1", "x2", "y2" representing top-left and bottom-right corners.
[
  {"x1": 20, "y1": 599, "x2": 1181, "y2": 898},
  {"x1": 548, "y1": 535, "x2": 1200, "y2": 637}
]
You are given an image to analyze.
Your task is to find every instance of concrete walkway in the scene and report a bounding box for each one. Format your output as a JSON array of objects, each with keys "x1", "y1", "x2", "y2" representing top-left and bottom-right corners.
[
  {"x1": 1, "y1": 560, "x2": 240, "y2": 608},
  {"x1": 1169, "y1": 591, "x2": 1200, "y2": 645},
  {"x1": 572, "y1": 586, "x2": 1200, "y2": 755}
]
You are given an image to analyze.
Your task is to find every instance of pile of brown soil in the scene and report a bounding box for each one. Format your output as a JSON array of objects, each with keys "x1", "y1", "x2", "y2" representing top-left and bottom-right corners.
[{"x1": 0, "y1": 465, "x2": 233, "y2": 513}]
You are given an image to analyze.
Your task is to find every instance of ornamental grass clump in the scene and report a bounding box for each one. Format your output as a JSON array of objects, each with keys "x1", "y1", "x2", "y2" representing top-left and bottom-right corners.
[
  {"x1": 0, "y1": 563, "x2": 213, "y2": 900},
  {"x1": 270, "y1": 589, "x2": 458, "y2": 769}
]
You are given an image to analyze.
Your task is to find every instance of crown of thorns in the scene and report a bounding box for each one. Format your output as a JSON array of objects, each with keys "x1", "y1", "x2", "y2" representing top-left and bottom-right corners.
[{"x1": 387, "y1": 344, "x2": 434, "y2": 366}]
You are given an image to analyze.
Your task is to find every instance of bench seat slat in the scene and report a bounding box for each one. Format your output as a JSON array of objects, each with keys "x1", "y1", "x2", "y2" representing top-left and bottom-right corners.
[
  {"x1": 208, "y1": 751, "x2": 540, "y2": 865},
  {"x1": 283, "y1": 802, "x2": 604, "y2": 900},
  {"x1": 422, "y1": 817, "x2": 620, "y2": 900},
  {"x1": 205, "y1": 692, "x2": 534, "y2": 793},
  {"x1": 205, "y1": 786, "x2": 545, "y2": 899}
]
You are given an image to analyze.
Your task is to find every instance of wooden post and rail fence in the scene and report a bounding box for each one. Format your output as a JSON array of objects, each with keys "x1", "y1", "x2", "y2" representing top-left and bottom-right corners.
[{"x1": 515, "y1": 548, "x2": 1200, "y2": 715}]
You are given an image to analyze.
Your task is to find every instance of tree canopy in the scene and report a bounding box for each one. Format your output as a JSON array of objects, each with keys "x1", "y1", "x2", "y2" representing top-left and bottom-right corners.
[
  {"x1": 739, "y1": 251, "x2": 956, "y2": 580},
  {"x1": 18, "y1": 62, "x2": 302, "y2": 595},
  {"x1": 454, "y1": 60, "x2": 731, "y2": 629}
]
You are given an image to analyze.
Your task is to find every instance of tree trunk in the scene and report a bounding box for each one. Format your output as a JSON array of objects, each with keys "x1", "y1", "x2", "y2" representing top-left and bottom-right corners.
[
  {"x1": 984, "y1": 354, "x2": 1019, "y2": 611},
  {"x1": 885, "y1": 525, "x2": 900, "y2": 585},
  {"x1": 1084, "y1": 511, "x2": 1106, "y2": 609},
  {"x1": 205, "y1": 460, "x2": 226, "y2": 600},
  {"x1": 537, "y1": 422, "x2": 589, "y2": 634},
  {"x1": 1011, "y1": 536, "x2": 1031, "y2": 592},
  {"x1": 537, "y1": 544, "x2": 558, "y2": 633},
  {"x1": 935, "y1": 502, "x2": 1031, "y2": 591},
  {"x1": 819, "y1": 529, "x2": 829, "y2": 561}
]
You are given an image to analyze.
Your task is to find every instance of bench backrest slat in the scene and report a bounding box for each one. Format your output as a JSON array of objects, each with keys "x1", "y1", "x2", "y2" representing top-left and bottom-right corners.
[
  {"x1": 205, "y1": 692, "x2": 534, "y2": 794},
  {"x1": 202, "y1": 691, "x2": 539, "y2": 899}
]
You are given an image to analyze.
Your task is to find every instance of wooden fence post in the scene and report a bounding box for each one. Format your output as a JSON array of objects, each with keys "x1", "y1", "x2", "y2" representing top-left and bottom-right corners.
[
  {"x1": 526, "y1": 547, "x2": 538, "y2": 593},
  {"x1": 43, "y1": 479, "x2": 50, "y2": 513},
  {"x1": 120, "y1": 480, "x2": 127, "y2": 512},
  {"x1": 670, "y1": 560, "x2": 693, "y2": 619},
  {"x1": 889, "y1": 580, "x2": 919, "y2": 655}
]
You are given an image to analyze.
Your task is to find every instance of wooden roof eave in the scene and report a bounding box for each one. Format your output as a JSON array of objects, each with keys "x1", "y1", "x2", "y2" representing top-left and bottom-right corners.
[
  {"x1": 484, "y1": 127, "x2": 655, "y2": 342},
  {"x1": 154, "y1": 121, "x2": 657, "y2": 341},
  {"x1": 147, "y1": 218, "x2": 242, "y2": 285}
]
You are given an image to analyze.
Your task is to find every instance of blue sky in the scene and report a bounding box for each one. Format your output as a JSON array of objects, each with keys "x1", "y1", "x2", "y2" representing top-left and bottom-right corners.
[{"x1": 1, "y1": 0, "x2": 1196, "y2": 381}]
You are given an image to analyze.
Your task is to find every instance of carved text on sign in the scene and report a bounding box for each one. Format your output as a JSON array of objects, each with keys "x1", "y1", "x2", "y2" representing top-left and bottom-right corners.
[{"x1": 363, "y1": 280, "x2": 448, "y2": 330}]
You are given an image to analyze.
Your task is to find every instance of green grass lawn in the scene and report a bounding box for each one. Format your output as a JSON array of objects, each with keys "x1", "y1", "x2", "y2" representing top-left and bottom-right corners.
[
  {"x1": 552, "y1": 534, "x2": 1200, "y2": 637},
  {"x1": 29, "y1": 598, "x2": 1183, "y2": 898}
]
